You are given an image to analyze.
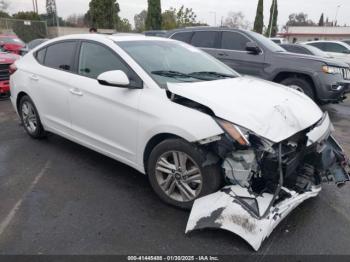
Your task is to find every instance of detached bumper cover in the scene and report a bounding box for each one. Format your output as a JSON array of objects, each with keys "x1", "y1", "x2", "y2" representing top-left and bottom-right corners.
[{"x1": 186, "y1": 185, "x2": 321, "y2": 251}]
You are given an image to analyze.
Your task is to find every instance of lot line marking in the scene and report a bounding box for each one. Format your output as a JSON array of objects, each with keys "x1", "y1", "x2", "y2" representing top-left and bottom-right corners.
[{"x1": 0, "y1": 160, "x2": 51, "y2": 237}]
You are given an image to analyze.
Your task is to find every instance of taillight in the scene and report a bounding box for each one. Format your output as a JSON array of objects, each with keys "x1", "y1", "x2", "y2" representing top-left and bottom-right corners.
[{"x1": 9, "y1": 63, "x2": 17, "y2": 75}]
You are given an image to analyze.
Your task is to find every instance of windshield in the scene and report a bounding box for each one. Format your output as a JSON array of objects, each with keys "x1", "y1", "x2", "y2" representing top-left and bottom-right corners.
[
  {"x1": 248, "y1": 31, "x2": 286, "y2": 53},
  {"x1": 117, "y1": 40, "x2": 238, "y2": 87}
]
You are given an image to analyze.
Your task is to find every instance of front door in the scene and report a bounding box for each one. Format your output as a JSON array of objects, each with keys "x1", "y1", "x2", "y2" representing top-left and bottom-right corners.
[{"x1": 69, "y1": 41, "x2": 142, "y2": 165}]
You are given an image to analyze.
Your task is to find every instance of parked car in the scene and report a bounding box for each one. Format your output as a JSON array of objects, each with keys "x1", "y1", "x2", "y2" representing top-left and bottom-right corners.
[
  {"x1": 167, "y1": 27, "x2": 350, "y2": 104},
  {"x1": 269, "y1": 37, "x2": 287, "y2": 44},
  {"x1": 10, "y1": 34, "x2": 350, "y2": 250},
  {"x1": 342, "y1": 39, "x2": 350, "y2": 46},
  {"x1": 0, "y1": 50, "x2": 20, "y2": 98},
  {"x1": 304, "y1": 40, "x2": 350, "y2": 65},
  {"x1": 280, "y1": 43, "x2": 333, "y2": 58},
  {"x1": 0, "y1": 34, "x2": 25, "y2": 55},
  {"x1": 20, "y1": 38, "x2": 49, "y2": 56},
  {"x1": 143, "y1": 30, "x2": 167, "y2": 37}
]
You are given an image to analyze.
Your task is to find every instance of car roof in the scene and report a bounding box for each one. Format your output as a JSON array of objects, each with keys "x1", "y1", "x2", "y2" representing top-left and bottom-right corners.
[
  {"x1": 46, "y1": 33, "x2": 173, "y2": 43},
  {"x1": 165, "y1": 26, "x2": 249, "y2": 36}
]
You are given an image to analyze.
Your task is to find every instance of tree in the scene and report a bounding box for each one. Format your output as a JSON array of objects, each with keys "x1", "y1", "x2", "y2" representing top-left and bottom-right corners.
[
  {"x1": 266, "y1": 0, "x2": 278, "y2": 37},
  {"x1": 88, "y1": 0, "x2": 120, "y2": 29},
  {"x1": 161, "y1": 9, "x2": 176, "y2": 30},
  {"x1": 0, "y1": 10, "x2": 10, "y2": 18},
  {"x1": 286, "y1": 13, "x2": 315, "y2": 27},
  {"x1": 117, "y1": 18, "x2": 132, "y2": 32},
  {"x1": 223, "y1": 12, "x2": 251, "y2": 30},
  {"x1": 146, "y1": 0, "x2": 162, "y2": 30},
  {"x1": 318, "y1": 13, "x2": 324, "y2": 26},
  {"x1": 253, "y1": 0, "x2": 264, "y2": 34},
  {"x1": 161, "y1": 6, "x2": 203, "y2": 30},
  {"x1": 12, "y1": 11, "x2": 41, "y2": 21},
  {"x1": 134, "y1": 10, "x2": 147, "y2": 32}
]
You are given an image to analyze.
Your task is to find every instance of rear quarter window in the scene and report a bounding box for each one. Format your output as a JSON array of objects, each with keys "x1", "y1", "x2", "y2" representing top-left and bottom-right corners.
[{"x1": 35, "y1": 48, "x2": 46, "y2": 64}]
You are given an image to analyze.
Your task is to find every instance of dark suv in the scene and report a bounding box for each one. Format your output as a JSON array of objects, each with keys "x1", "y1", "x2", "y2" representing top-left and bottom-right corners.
[{"x1": 166, "y1": 27, "x2": 350, "y2": 104}]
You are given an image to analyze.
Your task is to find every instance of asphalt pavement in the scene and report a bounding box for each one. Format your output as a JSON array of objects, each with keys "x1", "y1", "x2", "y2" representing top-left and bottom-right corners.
[{"x1": 0, "y1": 98, "x2": 350, "y2": 255}]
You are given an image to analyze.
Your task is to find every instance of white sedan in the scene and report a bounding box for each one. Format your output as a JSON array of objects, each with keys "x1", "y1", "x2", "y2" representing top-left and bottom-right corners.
[{"x1": 10, "y1": 34, "x2": 350, "y2": 250}]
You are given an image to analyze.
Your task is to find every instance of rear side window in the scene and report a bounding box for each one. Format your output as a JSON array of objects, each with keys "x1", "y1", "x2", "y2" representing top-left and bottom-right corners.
[
  {"x1": 308, "y1": 42, "x2": 325, "y2": 50},
  {"x1": 171, "y1": 32, "x2": 193, "y2": 43},
  {"x1": 35, "y1": 48, "x2": 46, "y2": 64},
  {"x1": 44, "y1": 41, "x2": 76, "y2": 71},
  {"x1": 282, "y1": 45, "x2": 311, "y2": 55},
  {"x1": 191, "y1": 31, "x2": 219, "y2": 48},
  {"x1": 221, "y1": 32, "x2": 250, "y2": 51}
]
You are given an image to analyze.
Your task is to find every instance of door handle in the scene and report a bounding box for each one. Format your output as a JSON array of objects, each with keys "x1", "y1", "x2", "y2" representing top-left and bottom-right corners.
[
  {"x1": 69, "y1": 88, "x2": 83, "y2": 96},
  {"x1": 29, "y1": 74, "x2": 39, "y2": 81}
]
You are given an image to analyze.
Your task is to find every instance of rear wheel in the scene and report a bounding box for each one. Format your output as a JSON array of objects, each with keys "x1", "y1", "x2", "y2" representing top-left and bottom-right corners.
[
  {"x1": 280, "y1": 77, "x2": 315, "y2": 101},
  {"x1": 19, "y1": 95, "x2": 46, "y2": 139},
  {"x1": 147, "y1": 138, "x2": 222, "y2": 209}
]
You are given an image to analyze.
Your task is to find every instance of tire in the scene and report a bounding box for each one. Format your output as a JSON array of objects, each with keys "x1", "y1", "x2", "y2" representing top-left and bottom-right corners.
[
  {"x1": 147, "y1": 138, "x2": 223, "y2": 209},
  {"x1": 280, "y1": 77, "x2": 315, "y2": 100},
  {"x1": 19, "y1": 95, "x2": 46, "y2": 139}
]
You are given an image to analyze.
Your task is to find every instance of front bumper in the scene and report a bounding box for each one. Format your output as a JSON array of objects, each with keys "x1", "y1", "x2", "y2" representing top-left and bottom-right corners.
[
  {"x1": 186, "y1": 112, "x2": 349, "y2": 251},
  {"x1": 316, "y1": 72, "x2": 349, "y2": 103}
]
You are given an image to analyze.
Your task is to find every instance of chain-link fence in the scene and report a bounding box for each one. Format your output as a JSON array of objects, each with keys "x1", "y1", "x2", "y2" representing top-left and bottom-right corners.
[{"x1": 0, "y1": 18, "x2": 48, "y2": 43}]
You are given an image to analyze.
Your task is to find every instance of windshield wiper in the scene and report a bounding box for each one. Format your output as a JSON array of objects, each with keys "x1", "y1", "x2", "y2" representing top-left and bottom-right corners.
[
  {"x1": 189, "y1": 71, "x2": 236, "y2": 79},
  {"x1": 151, "y1": 70, "x2": 193, "y2": 79}
]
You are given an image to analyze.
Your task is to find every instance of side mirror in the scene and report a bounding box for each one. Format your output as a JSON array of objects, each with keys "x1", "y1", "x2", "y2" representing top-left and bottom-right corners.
[
  {"x1": 97, "y1": 70, "x2": 130, "y2": 87},
  {"x1": 246, "y1": 42, "x2": 262, "y2": 54}
]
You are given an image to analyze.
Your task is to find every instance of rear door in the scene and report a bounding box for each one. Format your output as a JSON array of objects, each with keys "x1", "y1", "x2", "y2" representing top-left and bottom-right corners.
[
  {"x1": 189, "y1": 31, "x2": 221, "y2": 58},
  {"x1": 217, "y1": 31, "x2": 266, "y2": 77},
  {"x1": 31, "y1": 40, "x2": 78, "y2": 136}
]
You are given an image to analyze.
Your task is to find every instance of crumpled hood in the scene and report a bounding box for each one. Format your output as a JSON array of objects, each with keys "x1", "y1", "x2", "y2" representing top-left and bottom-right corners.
[{"x1": 167, "y1": 76, "x2": 323, "y2": 143}]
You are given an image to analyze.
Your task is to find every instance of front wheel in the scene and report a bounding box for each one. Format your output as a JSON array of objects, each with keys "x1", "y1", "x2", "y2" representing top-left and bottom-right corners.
[
  {"x1": 280, "y1": 77, "x2": 315, "y2": 101},
  {"x1": 147, "y1": 138, "x2": 223, "y2": 209}
]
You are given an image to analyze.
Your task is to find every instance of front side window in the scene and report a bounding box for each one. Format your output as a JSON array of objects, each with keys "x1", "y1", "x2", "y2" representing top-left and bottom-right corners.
[
  {"x1": 118, "y1": 40, "x2": 238, "y2": 87},
  {"x1": 221, "y1": 32, "x2": 250, "y2": 51},
  {"x1": 44, "y1": 41, "x2": 76, "y2": 71},
  {"x1": 78, "y1": 42, "x2": 130, "y2": 79},
  {"x1": 191, "y1": 31, "x2": 219, "y2": 48}
]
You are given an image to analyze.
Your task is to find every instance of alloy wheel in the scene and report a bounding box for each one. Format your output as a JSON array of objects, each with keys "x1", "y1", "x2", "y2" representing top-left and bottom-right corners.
[
  {"x1": 155, "y1": 151, "x2": 203, "y2": 202},
  {"x1": 21, "y1": 101, "x2": 38, "y2": 134}
]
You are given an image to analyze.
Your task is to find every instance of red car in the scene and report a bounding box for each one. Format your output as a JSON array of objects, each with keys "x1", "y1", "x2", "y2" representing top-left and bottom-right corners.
[
  {"x1": 0, "y1": 50, "x2": 20, "y2": 98},
  {"x1": 0, "y1": 34, "x2": 25, "y2": 55}
]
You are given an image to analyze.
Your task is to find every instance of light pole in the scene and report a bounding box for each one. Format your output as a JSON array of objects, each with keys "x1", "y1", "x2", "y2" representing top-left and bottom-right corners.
[
  {"x1": 334, "y1": 4, "x2": 341, "y2": 25},
  {"x1": 210, "y1": 11, "x2": 217, "y2": 27}
]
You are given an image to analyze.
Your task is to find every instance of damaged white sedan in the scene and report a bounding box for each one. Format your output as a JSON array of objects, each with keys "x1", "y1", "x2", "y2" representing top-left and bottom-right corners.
[{"x1": 10, "y1": 34, "x2": 350, "y2": 251}]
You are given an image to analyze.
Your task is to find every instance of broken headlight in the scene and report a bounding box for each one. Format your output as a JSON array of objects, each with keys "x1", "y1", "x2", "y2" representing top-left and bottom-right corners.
[{"x1": 216, "y1": 118, "x2": 250, "y2": 146}]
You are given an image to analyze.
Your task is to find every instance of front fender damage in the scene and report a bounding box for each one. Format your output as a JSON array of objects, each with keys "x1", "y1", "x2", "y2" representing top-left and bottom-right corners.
[{"x1": 186, "y1": 185, "x2": 321, "y2": 251}]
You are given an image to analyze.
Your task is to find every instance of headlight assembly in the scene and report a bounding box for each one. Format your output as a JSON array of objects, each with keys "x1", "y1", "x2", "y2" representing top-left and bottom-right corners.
[
  {"x1": 216, "y1": 118, "x2": 250, "y2": 146},
  {"x1": 322, "y1": 65, "x2": 343, "y2": 75}
]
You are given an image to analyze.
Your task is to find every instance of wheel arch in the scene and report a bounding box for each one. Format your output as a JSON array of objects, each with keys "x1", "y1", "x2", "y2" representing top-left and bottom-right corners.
[
  {"x1": 143, "y1": 133, "x2": 183, "y2": 174},
  {"x1": 16, "y1": 91, "x2": 29, "y2": 112},
  {"x1": 272, "y1": 71, "x2": 318, "y2": 97}
]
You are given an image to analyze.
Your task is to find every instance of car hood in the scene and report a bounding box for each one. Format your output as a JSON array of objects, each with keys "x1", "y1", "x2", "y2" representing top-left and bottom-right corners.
[
  {"x1": 167, "y1": 76, "x2": 323, "y2": 143},
  {"x1": 276, "y1": 51, "x2": 349, "y2": 68}
]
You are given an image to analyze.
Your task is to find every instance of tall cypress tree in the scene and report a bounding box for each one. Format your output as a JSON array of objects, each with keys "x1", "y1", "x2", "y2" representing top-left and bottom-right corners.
[
  {"x1": 318, "y1": 13, "x2": 324, "y2": 26},
  {"x1": 266, "y1": 0, "x2": 278, "y2": 37},
  {"x1": 146, "y1": 0, "x2": 162, "y2": 30},
  {"x1": 253, "y1": 0, "x2": 264, "y2": 34}
]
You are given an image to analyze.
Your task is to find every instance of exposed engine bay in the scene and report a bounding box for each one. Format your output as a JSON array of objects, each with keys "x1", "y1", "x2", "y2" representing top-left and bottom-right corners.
[{"x1": 189, "y1": 110, "x2": 350, "y2": 251}]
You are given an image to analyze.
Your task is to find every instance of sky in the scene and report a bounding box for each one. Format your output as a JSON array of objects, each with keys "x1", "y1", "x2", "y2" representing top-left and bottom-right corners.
[{"x1": 6, "y1": 0, "x2": 349, "y2": 28}]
